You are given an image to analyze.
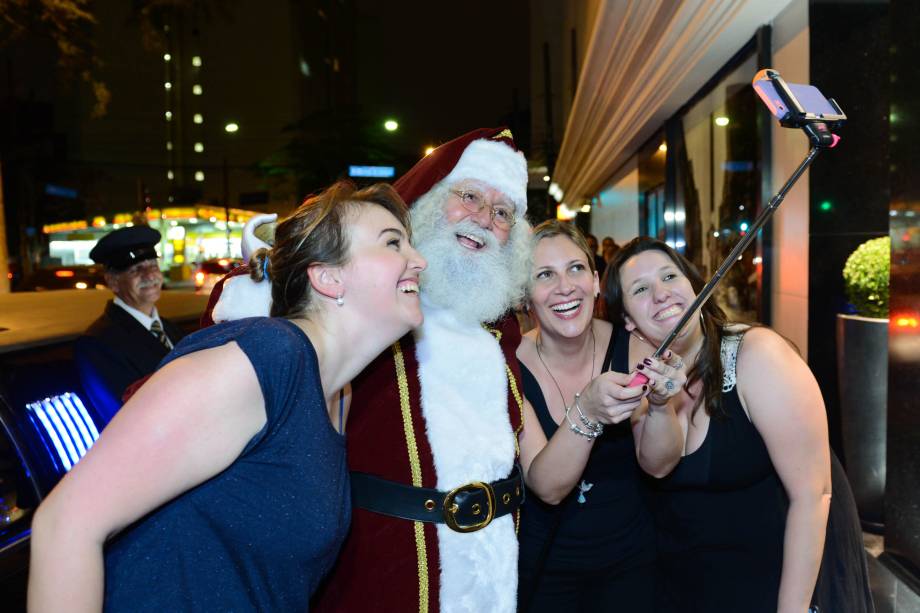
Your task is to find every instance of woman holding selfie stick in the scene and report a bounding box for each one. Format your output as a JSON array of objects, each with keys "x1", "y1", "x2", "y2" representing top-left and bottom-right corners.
[
  {"x1": 28, "y1": 181, "x2": 426, "y2": 612},
  {"x1": 604, "y1": 236, "x2": 837, "y2": 613},
  {"x1": 516, "y1": 221, "x2": 685, "y2": 612}
]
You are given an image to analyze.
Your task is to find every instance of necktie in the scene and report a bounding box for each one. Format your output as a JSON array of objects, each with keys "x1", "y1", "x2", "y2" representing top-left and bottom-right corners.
[{"x1": 150, "y1": 319, "x2": 172, "y2": 350}]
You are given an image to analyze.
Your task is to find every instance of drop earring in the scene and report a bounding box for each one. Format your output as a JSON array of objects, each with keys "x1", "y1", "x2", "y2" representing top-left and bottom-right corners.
[{"x1": 336, "y1": 293, "x2": 345, "y2": 307}]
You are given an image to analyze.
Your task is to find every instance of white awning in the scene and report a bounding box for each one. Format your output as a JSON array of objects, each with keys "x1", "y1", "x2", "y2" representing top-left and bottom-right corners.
[{"x1": 553, "y1": 0, "x2": 797, "y2": 204}]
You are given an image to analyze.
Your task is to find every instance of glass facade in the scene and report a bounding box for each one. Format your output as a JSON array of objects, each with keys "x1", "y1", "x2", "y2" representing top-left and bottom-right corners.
[{"x1": 638, "y1": 52, "x2": 764, "y2": 322}]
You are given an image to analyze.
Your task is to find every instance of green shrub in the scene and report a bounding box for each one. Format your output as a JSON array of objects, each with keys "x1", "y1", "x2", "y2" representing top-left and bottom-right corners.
[{"x1": 842, "y1": 236, "x2": 890, "y2": 318}]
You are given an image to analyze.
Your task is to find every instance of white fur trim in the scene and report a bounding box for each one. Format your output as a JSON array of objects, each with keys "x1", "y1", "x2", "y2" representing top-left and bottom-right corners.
[
  {"x1": 211, "y1": 275, "x2": 272, "y2": 322},
  {"x1": 443, "y1": 139, "x2": 528, "y2": 215},
  {"x1": 414, "y1": 299, "x2": 518, "y2": 613}
]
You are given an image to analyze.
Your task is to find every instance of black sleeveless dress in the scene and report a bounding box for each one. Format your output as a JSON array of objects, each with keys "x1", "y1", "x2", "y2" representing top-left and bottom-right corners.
[
  {"x1": 517, "y1": 326, "x2": 658, "y2": 612},
  {"x1": 612, "y1": 325, "x2": 874, "y2": 613}
]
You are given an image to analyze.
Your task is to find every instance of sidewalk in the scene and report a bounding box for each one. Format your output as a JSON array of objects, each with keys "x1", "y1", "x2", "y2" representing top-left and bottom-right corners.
[{"x1": 866, "y1": 534, "x2": 920, "y2": 612}]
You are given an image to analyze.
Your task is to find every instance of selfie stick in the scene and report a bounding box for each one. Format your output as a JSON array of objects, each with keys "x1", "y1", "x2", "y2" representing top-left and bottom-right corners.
[{"x1": 628, "y1": 69, "x2": 845, "y2": 387}]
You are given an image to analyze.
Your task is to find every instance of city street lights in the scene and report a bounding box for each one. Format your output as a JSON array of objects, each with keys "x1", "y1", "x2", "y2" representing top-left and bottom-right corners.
[{"x1": 223, "y1": 122, "x2": 238, "y2": 257}]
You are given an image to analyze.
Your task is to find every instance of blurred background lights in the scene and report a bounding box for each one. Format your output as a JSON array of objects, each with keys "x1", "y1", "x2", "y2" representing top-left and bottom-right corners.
[
  {"x1": 224, "y1": 122, "x2": 239, "y2": 133},
  {"x1": 384, "y1": 119, "x2": 399, "y2": 131},
  {"x1": 714, "y1": 116, "x2": 730, "y2": 127}
]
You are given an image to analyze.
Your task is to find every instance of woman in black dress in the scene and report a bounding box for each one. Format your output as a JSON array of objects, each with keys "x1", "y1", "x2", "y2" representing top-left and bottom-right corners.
[
  {"x1": 516, "y1": 222, "x2": 686, "y2": 612},
  {"x1": 605, "y1": 236, "x2": 872, "y2": 613}
]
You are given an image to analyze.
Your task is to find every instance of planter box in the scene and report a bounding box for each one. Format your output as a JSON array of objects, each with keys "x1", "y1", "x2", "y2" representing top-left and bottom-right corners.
[{"x1": 836, "y1": 313, "x2": 889, "y2": 531}]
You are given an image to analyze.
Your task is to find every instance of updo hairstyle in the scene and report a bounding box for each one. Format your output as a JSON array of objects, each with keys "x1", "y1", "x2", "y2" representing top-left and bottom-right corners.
[{"x1": 249, "y1": 180, "x2": 410, "y2": 318}]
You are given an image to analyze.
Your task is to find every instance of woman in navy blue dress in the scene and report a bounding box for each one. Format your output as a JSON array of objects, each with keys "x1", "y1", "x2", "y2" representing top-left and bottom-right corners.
[
  {"x1": 604, "y1": 237, "x2": 838, "y2": 613},
  {"x1": 28, "y1": 181, "x2": 426, "y2": 611}
]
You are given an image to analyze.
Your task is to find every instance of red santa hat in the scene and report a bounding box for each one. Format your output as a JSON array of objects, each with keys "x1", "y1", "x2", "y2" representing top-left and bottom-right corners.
[{"x1": 395, "y1": 127, "x2": 528, "y2": 214}]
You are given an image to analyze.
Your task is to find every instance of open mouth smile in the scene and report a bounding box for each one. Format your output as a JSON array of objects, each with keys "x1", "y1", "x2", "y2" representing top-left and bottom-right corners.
[
  {"x1": 654, "y1": 304, "x2": 683, "y2": 321},
  {"x1": 456, "y1": 232, "x2": 485, "y2": 250},
  {"x1": 550, "y1": 299, "x2": 583, "y2": 319},
  {"x1": 397, "y1": 279, "x2": 420, "y2": 294}
]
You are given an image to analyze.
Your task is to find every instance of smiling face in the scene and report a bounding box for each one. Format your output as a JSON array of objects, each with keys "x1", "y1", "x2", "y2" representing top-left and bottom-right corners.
[
  {"x1": 340, "y1": 203, "x2": 426, "y2": 336},
  {"x1": 530, "y1": 234, "x2": 599, "y2": 339},
  {"x1": 409, "y1": 182, "x2": 531, "y2": 324},
  {"x1": 618, "y1": 248, "x2": 701, "y2": 344},
  {"x1": 106, "y1": 259, "x2": 163, "y2": 316},
  {"x1": 442, "y1": 180, "x2": 514, "y2": 248}
]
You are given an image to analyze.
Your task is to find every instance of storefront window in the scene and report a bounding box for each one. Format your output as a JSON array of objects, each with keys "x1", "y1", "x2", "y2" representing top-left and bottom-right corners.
[
  {"x1": 637, "y1": 133, "x2": 667, "y2": 242},
  {"x1": 673, "y1": 53, "x2": 763, "y2": 321}
]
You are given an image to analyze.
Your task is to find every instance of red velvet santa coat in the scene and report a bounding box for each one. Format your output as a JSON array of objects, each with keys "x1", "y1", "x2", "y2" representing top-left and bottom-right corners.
[{"x1": 314, "y1": 306, "x2": 524, "y2": 613}]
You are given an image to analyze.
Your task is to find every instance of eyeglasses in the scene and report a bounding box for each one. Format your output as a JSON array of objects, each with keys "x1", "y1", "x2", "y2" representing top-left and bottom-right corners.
[{"x1": 449, "y1": 189, "x2": 517, "y2": 230}]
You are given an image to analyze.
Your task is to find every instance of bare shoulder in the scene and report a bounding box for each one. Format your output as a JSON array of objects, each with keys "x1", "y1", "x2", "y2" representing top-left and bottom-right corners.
[
  {"x1": 593, "y1": 318, "x2": 613, "y2": 341},
  {"x1": 735, "y1": 325, "x2": 820, "y2": 420},
  {"x1": 736, "y1": 326, "x2": 802, "y2": 373},
  {"x1": 517, "y1": 329, "x2": 538, "y2": 363}
]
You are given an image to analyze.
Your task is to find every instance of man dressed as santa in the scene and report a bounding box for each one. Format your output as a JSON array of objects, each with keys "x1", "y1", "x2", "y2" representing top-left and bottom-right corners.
[
  {"x1": 207, "y1": 128, "x2": 647, "y2": 612},
  {"x1": 317, "y1": 128, "x2": 534, "y2": 613}
]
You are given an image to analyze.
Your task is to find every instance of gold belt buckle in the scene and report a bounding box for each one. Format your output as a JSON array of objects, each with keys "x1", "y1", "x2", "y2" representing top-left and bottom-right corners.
[{"x1": 442, "y1": 481, "x2": 495, "y2": 533}]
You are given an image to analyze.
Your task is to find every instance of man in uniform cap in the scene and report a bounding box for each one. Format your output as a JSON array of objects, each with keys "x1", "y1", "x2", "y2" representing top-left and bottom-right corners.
[{"x1": 75, "y1": 225, "x2": 185, "y2": 423}]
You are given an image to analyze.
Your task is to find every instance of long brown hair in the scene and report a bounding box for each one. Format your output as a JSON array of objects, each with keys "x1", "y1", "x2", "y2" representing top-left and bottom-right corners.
[
  {"x1": 603, "y1": 236, "x2": 729, "y2": 419},
  {"x1": 249, "y1": 180, "x2": 410, "y2": 319}
]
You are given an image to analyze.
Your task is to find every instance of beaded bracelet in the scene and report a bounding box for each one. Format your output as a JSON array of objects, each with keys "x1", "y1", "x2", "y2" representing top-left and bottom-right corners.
[
  {"x1": 574, "y1": 393, "x2": 604, "y2": 436},
  {"x1": 565, "y1": 404, "x2": 602, "y2": 440}
]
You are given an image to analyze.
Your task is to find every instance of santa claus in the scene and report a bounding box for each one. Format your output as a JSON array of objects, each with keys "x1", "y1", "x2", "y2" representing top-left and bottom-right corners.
[{"x1": 206, "y1": 128, "x2": 617, "y2": 612}]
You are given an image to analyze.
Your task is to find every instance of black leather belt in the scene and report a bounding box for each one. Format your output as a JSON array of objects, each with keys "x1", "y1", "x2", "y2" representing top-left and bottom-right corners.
[{"x1": 350, "y1": 466, "x2": 525, "y2": 533}]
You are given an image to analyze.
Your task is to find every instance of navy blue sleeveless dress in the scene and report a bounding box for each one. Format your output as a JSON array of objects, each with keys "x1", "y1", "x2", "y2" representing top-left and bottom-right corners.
[
  {"x1": 103, "y1": 317, "x2": 350, "y2": 612},
  {"x1": 518, "y1": 327, "x2": 658, "y2": 612},
  {"x1": 614, "y1": 326, "x2": 874, "y2": 613}
]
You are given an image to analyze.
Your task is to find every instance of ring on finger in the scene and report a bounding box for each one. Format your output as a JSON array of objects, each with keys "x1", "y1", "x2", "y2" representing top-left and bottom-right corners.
[{"x1": 672, "y1": 359, "x2": 684, "y2": 370}]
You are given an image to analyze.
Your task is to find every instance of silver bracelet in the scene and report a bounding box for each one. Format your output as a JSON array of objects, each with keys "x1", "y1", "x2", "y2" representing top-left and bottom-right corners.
[
  {"x1": 565, "y1": 404, "x2": 602, "y2": 440},
  {"x1": 574, "y1": 393, "x2": 604, "y2": 435}
]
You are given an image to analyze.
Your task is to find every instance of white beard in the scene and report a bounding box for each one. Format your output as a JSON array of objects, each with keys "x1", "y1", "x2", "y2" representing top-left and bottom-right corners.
[
  {"x1": 413, "y1": 219, "x2": 517, "y2": 324},
  {"x1": 410, "y1": 187, "x2": 531, "y2": 325}
]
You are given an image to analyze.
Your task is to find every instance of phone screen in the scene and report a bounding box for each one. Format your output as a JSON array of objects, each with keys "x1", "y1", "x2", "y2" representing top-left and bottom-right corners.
[{"x1": 753, "y1": 78, "x2": 839, "y2": 120}]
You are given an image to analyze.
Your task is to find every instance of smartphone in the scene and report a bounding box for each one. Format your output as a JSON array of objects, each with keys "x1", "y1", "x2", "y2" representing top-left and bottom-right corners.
[{"x1": 752, "y1": 69, "x2": 845, "y2": 125}]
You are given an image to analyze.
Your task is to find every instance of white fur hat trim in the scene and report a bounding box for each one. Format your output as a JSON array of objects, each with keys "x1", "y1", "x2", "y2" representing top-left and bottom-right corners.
[{"x1": 443, "y1": 139, "x2": 528, "y2": 214}]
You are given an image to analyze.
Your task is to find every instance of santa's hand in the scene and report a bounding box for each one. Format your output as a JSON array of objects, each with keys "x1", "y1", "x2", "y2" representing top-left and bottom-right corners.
[
  {"x1": 635, "y1": 349, "x2": 688, "y2": 406},
  {"x1": 578, "y1": 371, "x2": 646, "y2": 425}
]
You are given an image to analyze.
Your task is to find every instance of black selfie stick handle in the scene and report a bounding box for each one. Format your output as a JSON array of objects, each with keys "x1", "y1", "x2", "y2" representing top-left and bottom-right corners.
[
  {"x1": 627, "y1": 145, "x2": 822, "y2": 386},
  {"x1": 651, "y1": 145, "x2": 820, "y2": 359}
]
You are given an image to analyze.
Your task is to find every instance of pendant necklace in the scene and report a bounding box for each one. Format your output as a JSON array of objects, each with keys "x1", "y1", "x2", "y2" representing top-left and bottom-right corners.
[{"x1": 535, "y1": 324, "x2": 598, "y2": 502}]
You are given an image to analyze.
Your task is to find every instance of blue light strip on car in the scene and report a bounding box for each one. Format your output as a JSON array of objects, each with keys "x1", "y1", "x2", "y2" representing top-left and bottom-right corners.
[
  {"x1": 46, "y1": 398, "x2": 86, "y2": 458},
  {"x1": 60, "y1": 394, "x2": 96, "y2": 449},
  {"x1": 68, "y1": 393, "x2": 100, "y2": 440},
  {"x1": 26, "y1": 392, "x2": 101, "y2": 474},
  {"x1": 40, "y1": 399, "x2": 79, "y2": 466},
  {"x1": 27, "y1": 401, "x2": 73, "y2": 471}
]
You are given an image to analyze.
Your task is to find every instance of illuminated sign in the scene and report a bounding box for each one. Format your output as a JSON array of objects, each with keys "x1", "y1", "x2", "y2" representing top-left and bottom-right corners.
[
  {"x1": 45, "y1": 184, "x2": 78, "y2": 199},
  {"x1": 348, "y1": 165, "x2": 395, "y2": 178}
]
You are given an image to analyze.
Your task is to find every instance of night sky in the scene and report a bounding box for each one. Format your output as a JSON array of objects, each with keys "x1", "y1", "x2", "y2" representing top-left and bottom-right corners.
[
  {"x1": 0, "y1": 0, "x2": 532, "y2": 224},
  {"x1": 353, "y1": 0, "x2": 531, "y2": 158}
]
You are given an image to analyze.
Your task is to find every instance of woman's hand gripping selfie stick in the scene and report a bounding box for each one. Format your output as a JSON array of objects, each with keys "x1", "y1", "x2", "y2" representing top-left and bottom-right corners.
[{"x1": 628, "y1": 69, "x2": 846, "y2": 388}]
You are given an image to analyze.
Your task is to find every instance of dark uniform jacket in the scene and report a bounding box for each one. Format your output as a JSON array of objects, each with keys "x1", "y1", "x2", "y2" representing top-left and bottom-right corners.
[{"x1": 74, "y1": 300, "x2": 185, "y2": 424}]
